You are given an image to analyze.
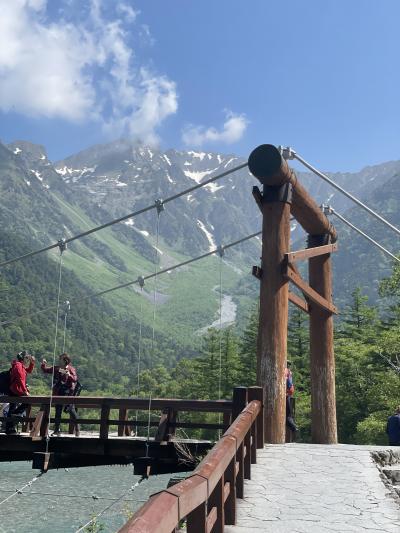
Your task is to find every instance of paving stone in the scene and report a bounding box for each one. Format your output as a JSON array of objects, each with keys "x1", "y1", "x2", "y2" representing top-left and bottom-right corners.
[{"x1": 224, "y1": 443, "x2": 400, "y2": 533}]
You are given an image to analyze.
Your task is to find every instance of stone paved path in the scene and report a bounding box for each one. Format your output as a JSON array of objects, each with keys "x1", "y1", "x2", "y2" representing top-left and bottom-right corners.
[{"x1": 225, "y1": 444, "x2": 400, "y2": 533}]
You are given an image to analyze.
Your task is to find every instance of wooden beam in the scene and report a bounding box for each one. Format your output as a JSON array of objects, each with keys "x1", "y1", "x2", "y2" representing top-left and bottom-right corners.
[
  {"x1": 252, "y1": 186, "x2": 263, "y2": 213},
  {"x1": 285, "y1": 243, "x2": 338, "y2": 263},
  {"x1": 284, "y1": 265, "x2": 338, "y2": 314},
  {"x1": 288, "y1": 291, "x2": 309, "y2": 313}
]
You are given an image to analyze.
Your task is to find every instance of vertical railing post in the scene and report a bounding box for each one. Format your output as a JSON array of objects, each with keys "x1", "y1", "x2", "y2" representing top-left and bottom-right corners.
[
  {"x1": 244, "y1": 429, "x2": 251, "y2": 479},
  {"x1": 236, "y1": 442, "x2": 244, "y2": 499},
  {"x1": 248, "y1": 386, "x2": 264, "y2": 448},
  {"x1": 39, "y1": 404, "x2": 50, "y2": 437},
  {"x1": 118, "y1": 408, "x2": 128, "y2": 437},
  {"x1": 224, "y1": 456, "x2": 237, "y2": 525},
  {"x1": 100, "y1": 403, "x2": 110, "y2": 439},
  {"x1": 232, "y1": 387, "x2": 247, "y2": 421},
  {"x1": 186, "y1": 501, "x2": 207, "y2": 533},
  {"x1": 308, "y1": 236, "x2": 338, "y2": 444},
  {"x1": 208, "y1": 477, "x2": 224, "y2": 533}
]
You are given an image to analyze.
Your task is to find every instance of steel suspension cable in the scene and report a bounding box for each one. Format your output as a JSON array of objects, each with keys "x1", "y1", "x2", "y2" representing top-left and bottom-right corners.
[
  {"x1": 0, "y1": 472, "x2": 44, "y2": 507},
  {"x1": 324, "y1": 205, "x2": 400, "y2": 263},
  {"x1": 217, "y1": 247, "x2": 224, "y2": 438},
  {"x1": 135, "y1": 281, "x2": 144, "y2": 435},
  {"x1": 74, "y1": 477, "x2": 145, "y2": 533},
  {"x1": 0, "y1": 230, "x2": 262, "y2": 327},
  {"x1": 291, "y1": 150, "x2": 400, "y2": 237},
  {"x1": 0, "y1": 163, "x2": 248, "y2": 269},
  {"x1": 146, "y1": 205, "x2": 163, "y2": 450},
  {"x1": 46, "y1": 246, "x2": 65, "y2": 452},
  {"x1": 62, "y1": 301, "x2": 70, "y2": 353}
]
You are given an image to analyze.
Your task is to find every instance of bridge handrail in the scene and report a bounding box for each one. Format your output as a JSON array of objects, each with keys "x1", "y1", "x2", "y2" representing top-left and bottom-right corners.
[
  {"x1": 0, "y1": 395, "x2": 233, "y2": 412},
  {"x1": 118, "y1": 390, "x2": 264, "y2": 533}
]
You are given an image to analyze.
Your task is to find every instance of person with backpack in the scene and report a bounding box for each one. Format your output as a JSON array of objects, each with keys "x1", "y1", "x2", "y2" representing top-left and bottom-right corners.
[
  {"x1": 41, "y1": 352, "x2": 80, "y2": 436},
  {"x1": 386, "y1": 406, "x2": 400, "y2": 446},
  {"x1": 285, "y1": 361, "x2": 298, "y2": 435},
  {"x1": 5, "y1": 351, "x2": 35, "y2": 435}
]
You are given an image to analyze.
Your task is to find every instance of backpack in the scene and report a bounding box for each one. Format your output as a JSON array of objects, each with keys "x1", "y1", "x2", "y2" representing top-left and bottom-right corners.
[{"x1": 0, "y1": 369, "x2": 11, "y2": 395}]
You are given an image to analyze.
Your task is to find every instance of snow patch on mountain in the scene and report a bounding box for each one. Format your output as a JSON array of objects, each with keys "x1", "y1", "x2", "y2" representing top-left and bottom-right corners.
[
  {"x1": 184, "y1": 168, "x2": 219, "y2": 184},
  {"x1": 14, "y1": 147, "x2": 22, "y2": 154},
  {"x1": 197, "y1": 219, "x2": 216, "y2": 251},
  {"x1": 188, "y1": 151, "x2": 206, "y2": 161},
  {"x1": 30, "y1": 169, "x2": 43, "y2": 181},
  {"x1": 163, "y1": 154, "x2": 171, "y2": 166},
  {"x1": 204, "y1": 183, "x2": 224, "y2": 193}
]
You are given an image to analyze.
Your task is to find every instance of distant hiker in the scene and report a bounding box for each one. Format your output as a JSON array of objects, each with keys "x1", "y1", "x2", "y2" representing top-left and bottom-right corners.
[
  {"x1": 285, "y1": 361, "x2": 297, "y2": 434},
  {"x1": 386, "y1": 406, "x2": 400, "y2": 446},
  {"x1": 41, "y1": 353, "x2": 80, "y2": 436},
  {"x1": 6, "y1": 351, "x2": 35, "y2": 435}
]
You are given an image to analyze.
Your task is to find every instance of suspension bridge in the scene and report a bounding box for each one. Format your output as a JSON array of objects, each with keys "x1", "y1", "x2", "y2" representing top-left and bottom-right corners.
[{"x1": 0, "y1": 144, "x2": 399, "y2": 532}]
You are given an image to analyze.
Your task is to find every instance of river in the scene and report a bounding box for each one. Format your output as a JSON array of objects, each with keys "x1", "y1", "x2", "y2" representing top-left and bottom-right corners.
[{"x1": 0, "y1": 462, "x2": 173, "y2": 532}]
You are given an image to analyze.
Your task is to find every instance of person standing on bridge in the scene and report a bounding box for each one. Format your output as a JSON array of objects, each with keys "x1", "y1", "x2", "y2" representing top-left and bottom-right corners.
[
  {"x1": 386, "y1": 406, "x2": 400, "y2": 446},
  {"x1": 41, "y1": 353, "x2": 80, "y2": 437},
  {"x1": 285, "y1": 361, "x2": 298, "y2": 436},
  {"x1": 5, "y1": 351, "x2": 35, "y2": 435}
]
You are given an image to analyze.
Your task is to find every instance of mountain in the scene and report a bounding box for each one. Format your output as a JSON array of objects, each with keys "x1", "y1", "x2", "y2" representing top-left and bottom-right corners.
[{"x1": 0, "y1": 138, "x2": 399, "y2": 360}]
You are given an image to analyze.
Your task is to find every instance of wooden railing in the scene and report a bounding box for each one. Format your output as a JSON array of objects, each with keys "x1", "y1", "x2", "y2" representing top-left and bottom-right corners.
[
  {"x1": 0, "y1": 395, "x2": 237, "y2": 440},
  {"x1": 118, "y1": 386, "x2": 264, "y2": 533}
]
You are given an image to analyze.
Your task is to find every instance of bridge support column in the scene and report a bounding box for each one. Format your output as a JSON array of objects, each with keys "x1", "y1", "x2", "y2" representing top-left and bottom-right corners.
[
  {"x1": 308, "y1": 235, "x2": 338, "y2": 444},
  {"x1": 256, "y1": 185, "x2": 291, "y2": 444}
]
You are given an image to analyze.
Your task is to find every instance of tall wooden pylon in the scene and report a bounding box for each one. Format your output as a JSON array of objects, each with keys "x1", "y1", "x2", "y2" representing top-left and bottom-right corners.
[{"x1": 248, "y1": 144, "x2": 338, "y2": 445}]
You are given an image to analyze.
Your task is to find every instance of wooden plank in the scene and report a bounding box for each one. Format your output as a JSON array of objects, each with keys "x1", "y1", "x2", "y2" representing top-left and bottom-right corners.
[
  {"x1": 224, "y1": 458, "x2": 236, "y2": 525},
  {"x1": 100, "y1": 405, "x2": 110, "y2": 439},
  {"x1": 284, "y1": 265, "x2": 338, "y2": 314},
  {"x1": 285, "y1": 243, "x2": 337, "y2": 262},
  {"x1": 252, "y1": 185, "x2": 263, "y2": 213},
  {"x1": 288, "y1": 291, "x2": 309, "y2": 313}
]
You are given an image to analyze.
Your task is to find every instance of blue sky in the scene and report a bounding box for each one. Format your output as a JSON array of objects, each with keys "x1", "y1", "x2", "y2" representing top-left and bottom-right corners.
[{"x1": 0, "y1": 0, "x2": 399, "y2": 171}]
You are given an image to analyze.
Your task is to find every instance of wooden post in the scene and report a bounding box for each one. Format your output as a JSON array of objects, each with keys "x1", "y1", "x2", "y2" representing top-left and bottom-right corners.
[
  {"x1": 100, "y1": 404, "x2": 110, "y2": 439},
  {"x1": 224, "y1": 457, "x2": 237, "y2": 525},
  {"x1": 186, "y1": 501, "x2": 207, "y2": 533},
  {"x1": 309, "y1": 236, "x2": 338, "y2": 444},
  {"x1": 118, "y1": 408, "x2": 128, "y2": 437},
  {"x1": 232, "y1": 387, "x2": 247, "y2": 421},
  {"x1": 244, "y1": 431, "x2": 251, "y2": 479},
  {"x1": 248, "y1": 386, "x2": 264, "y2": 448},
  {"x1": 256, "y1": 187, "x2": 290, "y2": 443},
  {"x1": 236, "y1": 442, "x2": 244, "y2": 499},
  {"x1": 208, "y1": 477, "x2": 224, "y2": 533}
]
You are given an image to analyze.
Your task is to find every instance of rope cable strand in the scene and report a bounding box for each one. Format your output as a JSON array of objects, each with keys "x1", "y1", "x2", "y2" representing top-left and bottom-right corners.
[
  {"x1": 0, "y1": 162, "x2": 248, "y2": 269},
  {"x1": 74, "y1": 477, "x2": 146, "y2": 533},
  {"x1": 0, "y1": 472, "x2": 44, "y2": 507},
  {"x1": 0, "y1": 230, "x2": 262, "y2": 327},
  {"x1": 325, "y1": 206, "x2": 400, "y2": 263},
  {"x1": 292, "y1": 151, "x2": 400, "y2": 237}
]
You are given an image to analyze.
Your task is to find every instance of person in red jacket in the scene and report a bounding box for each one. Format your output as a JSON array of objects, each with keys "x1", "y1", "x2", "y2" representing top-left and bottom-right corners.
[
  {"x1": 41, "y1": 352, "x2": 79, "y2": 436},
  {"x1": 6, "y1": 351, "x2": 35, "y2": 434}
]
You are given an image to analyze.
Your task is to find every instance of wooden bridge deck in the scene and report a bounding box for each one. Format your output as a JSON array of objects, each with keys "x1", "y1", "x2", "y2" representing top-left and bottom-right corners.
[
  {"x1": 0, "y1": 431, "x2": 212, "y2": 471},
  {"x1": 225, "y1": 443, "x2": 400, "y2": 533}
]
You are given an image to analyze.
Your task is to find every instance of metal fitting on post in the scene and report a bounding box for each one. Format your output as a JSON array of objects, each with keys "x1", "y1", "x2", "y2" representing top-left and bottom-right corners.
[
  {"x1": 137, "y1": 276, "x2": 145, "y2": 289},
  {"x1": 278, "y1": 146, "x2": 296, "y2": 160},
  {"x1": 64, "y1": 300, "x2": 71, "y2": 313},
  {"x1": 321, "y1": 204, "x2": 334, "y2": 216},
  {"x1": 154, "y1": 199, "x2": 164, "y2": 215},
  {"x1": 57, "y1": 239, "x2": 67, "y2": 254},
  {"x1": 216, "y1": 245, "x2": 225, "y2": 258}
]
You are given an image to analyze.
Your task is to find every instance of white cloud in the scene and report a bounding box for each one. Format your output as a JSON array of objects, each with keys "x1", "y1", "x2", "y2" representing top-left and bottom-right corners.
[
  {"x1": 182, "y1": 110, "x2": 249, "y2": 147},
  {"x1": 0, "y1": 0, "x2": 177, "y2": 144}
]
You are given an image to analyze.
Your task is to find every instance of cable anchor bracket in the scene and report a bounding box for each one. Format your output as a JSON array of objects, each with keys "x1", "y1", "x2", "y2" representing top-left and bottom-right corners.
[
  {"x1": 137, "y1": 276, "x2": 145, "y2": 289},
  {"x1": 216, "y1": 245, "x2": 225, "y2": 258},
  {"x1": 154, "y1": 199, "x2": 165, "y2": 215},
  {"x1": 57, "y1": 239, "x2": 67, "y2": 254},
  {"x1": 278, "y1": 146, "x2": 296, "y2": 160}
]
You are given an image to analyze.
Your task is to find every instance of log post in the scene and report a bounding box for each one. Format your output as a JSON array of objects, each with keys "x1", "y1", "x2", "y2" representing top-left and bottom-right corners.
[
  {"x1": 253, "y1": 182, "x2": 291, "y2": 444},
  {"x1": 308, "y1": 235, "x2": 337, "y2": 443}
]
